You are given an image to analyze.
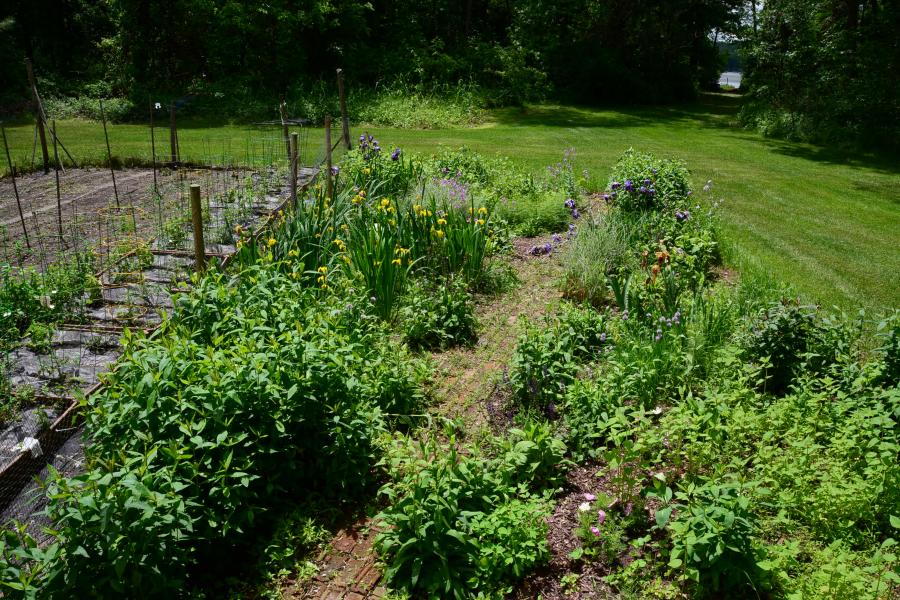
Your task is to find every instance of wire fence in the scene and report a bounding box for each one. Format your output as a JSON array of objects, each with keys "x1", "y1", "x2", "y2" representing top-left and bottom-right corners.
[{"x1": 0, "y1": 111, "x2": 347, "y2": 542}]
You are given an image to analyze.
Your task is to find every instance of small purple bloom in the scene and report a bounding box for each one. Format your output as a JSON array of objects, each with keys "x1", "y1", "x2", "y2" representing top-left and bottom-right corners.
[
  {"x1": 590, "y1": 526, "x2": 601, "y2": 536},
  {"x1": 597, "y1": 510, "x2": 606, "y2": 524},
  {"x1": 655, "y1": 328, "x2": 663, "y2": 342},
  {"x1": 584, "y1": 493, "x2": 596, "y2": 501},
  {"x1": 600, "y1": 333, "x2": 606, "y2": 342},
  {"x1": 564, "y1": 198, "x2": 576, "y2": 209},
  {"x1": 391, "y1": 147, "x2": 401, "y2": 161},
  {"x1": 611, "y1": 181, "x2": 621, "y2": 190},
  {"x1": 624, "y1": 180, "x2": 634, "y2": 192},
  {"x1": 648, "y1": 188, "x2": 656, "y2": 196},
  {"x1": 552, "y1": 233, "x2": 562, "y2": 244},
  {"x1": 602, "y1": 194, "x2": 611, "y2": 203},
  {"x1": 571, "y1": 208, "x2": 580, "y2": 219},
  {"x1": 639, "y1": 186, "x2": 648, "y2": 194},
  {"x1": 330, "y1": 165, "x2": 339, "y2": 176},
  {"x1": 642, "y1": 178, "x2": 652, "y2": 186}
]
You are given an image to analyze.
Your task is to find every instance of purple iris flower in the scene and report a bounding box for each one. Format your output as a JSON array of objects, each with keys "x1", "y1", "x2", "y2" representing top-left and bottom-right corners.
[
  {"x1": 330, "y1": 166, "x2": 339, "y2": 175},
  {"x1": 639, "y1": 186, "x2": 648, "y2": 194},
  {"x1": 611, "y1": 181, "x2": 621, "y2": 190},
  {"x1": 600, "y1": 333, "x2": 607, "y2": 342},
  {"x1": 648, "y1": 188, "x2": 656, "y2": 196},
  {"x1": 564, "y1": 198, "x2": 576, "y2": 209},
  {"x1": 552, "y1": 233, "x2": 562, "y2": 244},
  {"x1": 602, "y1": 194, "x2": 611, "y2": 203},
  {"x1": 642, "y1": 178, "x2": 652, "y2": 186},
  {"x1": 624, "y1": 180, "x2": 634, "y2": 192},
  {"x1": 391, "y1": 147, "x2": 401, "y2": 161},
  {"x1": 571, "y1": 208, "x2": 580, "y2": 219}
]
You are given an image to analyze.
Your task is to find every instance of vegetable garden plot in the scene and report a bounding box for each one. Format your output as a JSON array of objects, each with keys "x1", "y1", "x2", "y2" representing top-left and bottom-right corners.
[{"x1": 0, "y1": 165, "x2": 320, "y2": 540}]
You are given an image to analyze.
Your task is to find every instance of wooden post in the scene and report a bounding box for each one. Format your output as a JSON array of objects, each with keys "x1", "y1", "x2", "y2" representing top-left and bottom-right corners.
[
  {"x1": 336, "y1": 69, "x2": 351, "y2": 150},
  {"x1": 169, "y1": 103, "x2": 179, "y2": 165},
  {"x1": 290, "y1": 132, "x2": 299, "y2": 208},
  {"x1": 2, "y1": 127, "x2": 30, "y2": 248},
  {"x1": 279, "y1": 101, "x2": 291, "y2": 162},
  {"x1": 25, "y1": 58, "x2": 50, "y2": 174},
  {"x1": 51, "y1": 120, "x2": 64, "y2": 246},
  {"x1": 99, "y1": 99, "x2": 120, "y2": 208},
  {"x1": 324, "y1": 116, "x2": 333, "y2": 200},
  {"x1": 189, "y1": 184, "x2": 205, "y2": 273}
]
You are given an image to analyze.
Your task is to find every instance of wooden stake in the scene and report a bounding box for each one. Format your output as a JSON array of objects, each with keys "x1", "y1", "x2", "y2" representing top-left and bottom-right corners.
[
  {"x1": 2, "y1": 126, "x2": 30, "y2": 248},
  {"x1": 290, "y1": 132, "x2": 299, "y2": 208},
  {"x1": 25, "y1": 58, "x2": 50, "y2": 173},
  {"x1": 99, "y1": 99, "x2": 120, "y2": 208},
  {"x1": 51, "y1": 120, "x2": 64, "y2": 247},
  {"x1": 190, "y1": 184, "x2": 205, "y2": 273},
  {"x1": 324, "y1": 116, "x2": 333, "y2": 201},
  {"x1": 279, "y1": 100, "x2": 291, "y2": 162},
  {"x1": 336, "y1": 69, "x2": 351, "y2": 150}
]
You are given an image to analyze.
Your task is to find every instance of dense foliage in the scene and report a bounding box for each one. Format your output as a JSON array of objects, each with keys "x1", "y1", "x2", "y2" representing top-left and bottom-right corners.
[
  {"x1": 740, "y1": 0, "x2": 900, "y2": 148},
  {"x1": 0, "y1": 0, "x2": 747, "y2": 116}
]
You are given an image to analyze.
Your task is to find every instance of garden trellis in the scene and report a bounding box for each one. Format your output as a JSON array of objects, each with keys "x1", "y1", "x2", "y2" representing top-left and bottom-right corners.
[{"x1": 0, "y1": 74, "x2": 350, "y2": 542}]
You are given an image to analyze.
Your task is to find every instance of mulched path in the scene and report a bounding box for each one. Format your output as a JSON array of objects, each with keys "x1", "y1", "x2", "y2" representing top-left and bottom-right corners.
[{"x1": 281, "y1": 237, "x2": 568, "y2": 599}]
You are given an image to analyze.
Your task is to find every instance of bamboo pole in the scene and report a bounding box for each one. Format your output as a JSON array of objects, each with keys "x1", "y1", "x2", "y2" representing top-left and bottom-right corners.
[
  {"x1": 190, "y1": 184, "x2": 205, "y2": 273},
  {"x1": 25, "y1": 58, "x2": 50, "y2": 173},
  {"x1": 336, "y1": 69, "x2": 351, "y2": 150},
  {"x1": 51, "y1": 120, "x2": 64, "y2": 246},
  {"x1": 149, "y1": 100, "x2": 158, "y2": 195},
  {"x1": 170, "y1": 104, "x2": 179, "y2": 165},
  {"x1": 1, "y1": 126, "x2": 30, "y2": 248},
  {"x1": 324, "y1": 116, "x2": 333, "y2": 201},
  {"x1": 290, "y1": 132, "x2": 298, "y2": 208},
  {"x1": 279, "y1": 101, "x2": 291, "y2": 162},
  {"x1": 99, "y1": 99, "x2": 120, "y2": 208}
]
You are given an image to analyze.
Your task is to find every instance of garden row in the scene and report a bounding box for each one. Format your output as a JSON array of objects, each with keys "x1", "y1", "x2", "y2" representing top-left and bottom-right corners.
[
  {"x1": 0, "y1": 137, "x2": 580, "y2": 596},
  {"x1": 370, "y1": 151, "x2": 900, "y2": 598}
]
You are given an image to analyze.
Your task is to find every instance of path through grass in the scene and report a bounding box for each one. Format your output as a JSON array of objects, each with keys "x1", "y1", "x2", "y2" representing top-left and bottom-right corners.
[{"x1": 3, "y1": 95, "x2": 898, "y2": 309}]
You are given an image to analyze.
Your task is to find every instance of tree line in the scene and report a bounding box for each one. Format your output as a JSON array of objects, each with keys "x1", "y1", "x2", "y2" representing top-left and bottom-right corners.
[{"x1": 0, "y1": 0, "x2": 896, "y2": 148}]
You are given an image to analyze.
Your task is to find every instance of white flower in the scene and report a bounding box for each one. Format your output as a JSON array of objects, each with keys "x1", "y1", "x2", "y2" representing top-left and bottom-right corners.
[{"x1": 578, "y1": 502, "x2": 591, "y2": 513}]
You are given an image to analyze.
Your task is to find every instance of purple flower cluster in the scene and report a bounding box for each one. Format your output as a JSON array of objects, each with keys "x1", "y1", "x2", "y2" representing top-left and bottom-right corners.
[
  {"x1": 437, "y1": 175, "x2": 469, "y2": 206},
  {"x1": 391, "y1": 147, "x2": 401, "y2": 161},
  {"x1": 529, "y1": 243, "x2": 553, "y2": 256},
  {"x1": 624, "y1": 180, "x2": 635, "y2": 192},
  {"x1": 358, "y1": 133, "x2": 380, "y2": 160},
  {"x1": 564, "y1": 198, "x2": 576, "y2": 209},
  {"x1": 675, "y1": 210, "x2": 691, "y2": 222}
]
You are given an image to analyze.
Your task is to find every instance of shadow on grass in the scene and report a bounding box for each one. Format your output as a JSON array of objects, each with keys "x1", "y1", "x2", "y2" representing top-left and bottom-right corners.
[{"x1": 491, "y1": 93, "x2": 743, "y2": 130}]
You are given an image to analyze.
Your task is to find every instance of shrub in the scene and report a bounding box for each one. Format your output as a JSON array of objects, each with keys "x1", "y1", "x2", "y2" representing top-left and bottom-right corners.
[
  {"x1": 657, "y1": 478, "x2": 765, "y2": 595},
  {"x1": 375, "y1": 432, "x2": 555, "y2": 599},
  {"x1": 562, "y1": 211, "x2": 638, "y2": 306},
  {"x1": 400, "y1": 276, "x2": 477, "y2": 350},
  {"x1": 508, "y1": 303, "x2": 607, "y2": 415},
  {"x1": 606, "y1": 149, "x2": 691, "y2": 213},
  {"x1": 741, "y1": 299, "x2": 818, "y2": 394}
]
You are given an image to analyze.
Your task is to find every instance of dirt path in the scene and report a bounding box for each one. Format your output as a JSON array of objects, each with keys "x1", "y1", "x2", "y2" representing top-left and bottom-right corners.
[{"x1": 279, "y1": 238, "x2": 567, "y2": 600}]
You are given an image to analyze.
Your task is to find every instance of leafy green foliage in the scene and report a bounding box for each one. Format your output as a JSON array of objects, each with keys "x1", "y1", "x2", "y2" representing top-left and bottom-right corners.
[
  {"x1": 1, "y1": 263, "x2": 427, "y2": 596},
  {"x1": 400, "y1": 276, "x2": 477, "y2": 350},
  {"x1": 374, "y1": 428, "x2": 560, "y2": 599},
  {"x1": 508, "y1": 303, "x2": 607, "y2": 415}
]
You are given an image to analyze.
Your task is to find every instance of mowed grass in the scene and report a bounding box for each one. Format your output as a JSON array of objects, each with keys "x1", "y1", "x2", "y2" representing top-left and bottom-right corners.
[{"x1": 2, "y1": 94, "x2": 898, "y2": 310}]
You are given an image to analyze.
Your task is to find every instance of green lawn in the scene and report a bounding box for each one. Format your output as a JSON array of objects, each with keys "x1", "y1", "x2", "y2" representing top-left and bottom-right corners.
[{"x1": 2, "y1": 94, "x2": 898, "y2": 310}]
